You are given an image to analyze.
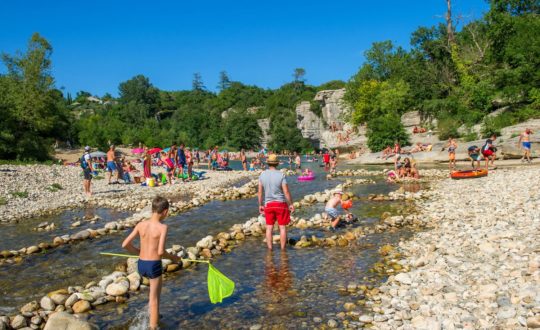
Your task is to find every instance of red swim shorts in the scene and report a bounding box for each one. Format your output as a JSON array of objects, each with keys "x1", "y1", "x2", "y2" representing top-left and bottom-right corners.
[
  {"x1": 482, "y1": 149, "x2": 493, "y2": 157},
  {"x1": 264, "y1": 201, "x2": 290, "y2": 226}
]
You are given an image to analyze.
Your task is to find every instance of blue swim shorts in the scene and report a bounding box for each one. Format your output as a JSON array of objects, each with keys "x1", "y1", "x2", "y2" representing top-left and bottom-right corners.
[
  {"x1": 325, "y1": 207, "x2": 339, "y2": 220},
  {"x1": 523, "y1": 142, "x2": 531, "y2": 150},
  {"x1": 106, "y1": 161, "x2": 117, "y2": 172},
  {"x1": 138, "y1": 259, "x2": 163, "y2": 279}
]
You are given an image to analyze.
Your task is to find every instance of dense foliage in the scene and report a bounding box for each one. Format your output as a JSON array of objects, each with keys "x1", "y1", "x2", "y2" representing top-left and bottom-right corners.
[
  {"x1": 0, "y1": 32, "x2": 339, "y2": 159},
  {"x1": 0, "y1": 34, "x2": 72, "y2": 160},
  {"x1": 345, "y1": 0, "x2": 540, "y2": 150}
]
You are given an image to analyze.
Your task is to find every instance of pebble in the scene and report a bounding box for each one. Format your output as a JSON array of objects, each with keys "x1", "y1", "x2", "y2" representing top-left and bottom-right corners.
[{"x1": 72, "y1": 300, "x2": 91, "y2": 313}]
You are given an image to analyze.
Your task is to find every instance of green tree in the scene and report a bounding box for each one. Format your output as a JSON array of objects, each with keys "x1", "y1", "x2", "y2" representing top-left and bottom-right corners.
[
  {"x1": 0, "y1": 33, "x2": 71, "y2": 160},
  {"x1": 293, "y1": 68, "x2": 306, "y2": 82},
  {"x1": 192, "y1": 72, "x2": 205, "y2": 91},
  {"x1": 366, "y1": 114, "x2": 410, "y2": 152},
  {"x1": 217, "y1": 71, "x2": 231, "y2": 90},
  {"x1": 222, "y1": 110, "x2": 261, "y2": 149}
]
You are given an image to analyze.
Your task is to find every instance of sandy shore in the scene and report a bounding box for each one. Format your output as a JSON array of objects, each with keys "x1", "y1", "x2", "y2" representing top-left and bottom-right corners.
[
  {"x1": 0, "y1": 164, "x2": 256, "y2": 222},
  {"x1": 358, "y1": 165, "x2": 540, "y2": 329}
]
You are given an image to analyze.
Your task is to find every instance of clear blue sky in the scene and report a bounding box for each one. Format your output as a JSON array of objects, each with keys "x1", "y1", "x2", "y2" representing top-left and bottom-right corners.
[{"x1": 0, "y1": 0, "x2": 489, "y2": 96}]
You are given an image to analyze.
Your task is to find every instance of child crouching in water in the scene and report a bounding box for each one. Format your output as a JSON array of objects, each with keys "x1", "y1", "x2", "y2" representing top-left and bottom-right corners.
[
  {"x1": 122, "y1": 196, "x2": 180, "y2": 330},
  {"x1": 324, "y1": 189, "x2": 354, "y2": 229}
]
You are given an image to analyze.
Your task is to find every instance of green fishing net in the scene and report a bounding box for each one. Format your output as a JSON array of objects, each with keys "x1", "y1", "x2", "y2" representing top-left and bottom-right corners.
[{"x1": 207, "y1": 263, "x2": 235, "y2": 303}]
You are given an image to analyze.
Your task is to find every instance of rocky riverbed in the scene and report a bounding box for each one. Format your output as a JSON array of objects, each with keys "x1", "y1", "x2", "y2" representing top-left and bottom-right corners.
[
  {"x1": 0, "y1": 164, "x2": 256, "y2": 222},
  {"x1": 356, "y1": 166, "x2": 540, "y2": 329}
]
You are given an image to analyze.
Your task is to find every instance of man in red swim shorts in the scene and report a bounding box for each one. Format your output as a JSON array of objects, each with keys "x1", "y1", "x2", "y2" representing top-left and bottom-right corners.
[
  {"x1": 482, "y1": 134, "x2": 497, "y2": 170},
  {"x1": 258, "y1": 154, "x2": 294, "y2": 250}
]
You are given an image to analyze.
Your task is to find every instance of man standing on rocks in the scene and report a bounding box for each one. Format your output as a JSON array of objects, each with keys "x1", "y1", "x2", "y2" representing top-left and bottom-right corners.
[
  {"x1": 258, "y1": 154, "x2": 294, "y2": 250},
  {"x1": 106, "y1": 145, "x2": 118, "y2": 184},
  {"x1": 518, "y1": 128, "x2": 533, "y2": 163},
  {"x1": 81, "y1": 146, "x2": 93, "y2": 197}
]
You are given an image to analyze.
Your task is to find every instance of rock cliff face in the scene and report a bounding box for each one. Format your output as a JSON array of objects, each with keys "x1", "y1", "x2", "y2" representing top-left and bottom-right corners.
[
  {"x1": 315, "y1": 89, "x2": 349, "y2": 125},
  {"x1": 295, "y1": 101, "x2": 324, "y2": 148},
  {"x1": 294, "y1": 89, "x2": 366, "y2": 150}
]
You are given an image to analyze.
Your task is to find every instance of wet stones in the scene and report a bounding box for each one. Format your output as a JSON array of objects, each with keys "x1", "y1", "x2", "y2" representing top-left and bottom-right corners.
[
  {"x1": 105, "y1": 279, "x2": 129, "y2": 296},
  {"x1": 40, "y1": 296, "x2": 56, "y2": 311},
  {"x1": 20, "y1": 301, "x2": 39, "y2": 314},
  {"x1": 72, "y1": 300, "x2": 91, "y2": 313},
  {"x1": 10, "y1": 315, "x2": 26, "y2": 329}
]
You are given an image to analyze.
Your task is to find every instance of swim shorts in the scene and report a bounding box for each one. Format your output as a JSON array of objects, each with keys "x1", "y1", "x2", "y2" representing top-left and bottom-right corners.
[
  {"x1": 523, "y1": 142, "x2": 531, "y2": 150},
  {"x1": 138, "y1": 259, "x2": 163, "y2": 279},
  {"x1": 470, "y1": 154, "x2": 480, "y2": 161},
  {"x1": 83, "y1": 168, "x2": 92, "y2": 180},
  {"x1": 482, "y1": 149, "x2": 493, "y2": 157},
  {"x1": 264, "y1": 201, "x2": 290, "y2": 226},
  {"x1": 325, "y1": 207, "x2": 339, "y2": 220},
  {"x1": 107, "y1": 161, "x2": 117, "y2": 172}
]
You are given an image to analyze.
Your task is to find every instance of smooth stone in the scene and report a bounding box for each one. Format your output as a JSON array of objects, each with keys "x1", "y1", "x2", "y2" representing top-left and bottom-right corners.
[
  {"x1": 72, "y1": 300, "x2": 91, "y2": 314},
  {"x1": 40, "y1": 296, "x2": 56, "y2": 311},
  {"x1": 49, "y1": 293, "x2": 68, "y2": 305},
  {"x1": 327, "y1": 319, "x2": 338, "y2": 328},
  {"x1": 65, "y1": 294, "x2": 79, "y2": 307},
  {"x1": 359, "y1": 315, "x2": 374, "y2": 323},
  {"x1": 127, "y1": 272, "x2": 141, "y2": 291},
  {"x1": 43, "y1": 311, "x2": 95, "y2": 330},
  {"x1": 11, "y1": 315, "x2": 26, "y2": 329},
  {"x1": 527, "y1": 316, "x2": 540, "y2": 328},
  {"x1": 20, "y1": 301, "x2": 39, "y2": 314},
  {"x1": 26, "y1": 246, "x2": 39, "y2": 254},
  {"x1": 394, "y1": 273, "x2": 412, "y2": 285},
  {"x1": 105, "y1": 281, "x2": 129, "y2": 296}
]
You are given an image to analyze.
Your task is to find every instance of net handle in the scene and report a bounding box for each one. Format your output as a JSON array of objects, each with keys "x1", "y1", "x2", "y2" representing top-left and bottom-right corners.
[{"x1": 100, "y1": 252, "x2": 210, "y2": 263}]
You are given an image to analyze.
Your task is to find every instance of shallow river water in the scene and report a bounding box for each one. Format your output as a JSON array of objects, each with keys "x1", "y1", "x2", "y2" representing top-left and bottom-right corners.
[{"x1": 0, "y1": 162, "x2": 418, "y2": 328}]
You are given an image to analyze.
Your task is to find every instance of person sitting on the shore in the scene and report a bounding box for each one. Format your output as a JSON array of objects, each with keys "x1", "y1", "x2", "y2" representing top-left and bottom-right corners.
[
  {"x1": 413, "y1": 126, "x2": 419, "y2": 134},
  {"x1": 381, "y1": 145, "x2": 392, "y2": 158},
  {"x1": 410, "y1": 159, "x2": 420, "y2": 179},
  {"x1": 468, "y1": 145, "x2": 481, "y2": 169},
  {"x1": 324, "y1": 189, "x2": 353, "y2": 229},
  {"x1": 387, "y1": 170, "x2": 399, "y2": 182},
  {"x1": 482, "y1": 134, "x2": 498, "y2": 170},
  {"x1": 399, "y1": 157, "x2": 412, "y2": 177}
]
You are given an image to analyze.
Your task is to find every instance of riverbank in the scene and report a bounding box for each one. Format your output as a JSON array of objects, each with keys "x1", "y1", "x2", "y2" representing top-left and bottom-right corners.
[
  {"x1": 358, "y1": 165, "x2": 540, "y2": 329},
  {"x1": 0, "y1": 164, "x2": 256, "y2": 222}
]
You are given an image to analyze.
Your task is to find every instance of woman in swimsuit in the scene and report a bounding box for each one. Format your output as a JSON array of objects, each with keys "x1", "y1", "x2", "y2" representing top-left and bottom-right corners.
[{"x1": 446, "y1": 138, "x2": 458, "y2": 170}]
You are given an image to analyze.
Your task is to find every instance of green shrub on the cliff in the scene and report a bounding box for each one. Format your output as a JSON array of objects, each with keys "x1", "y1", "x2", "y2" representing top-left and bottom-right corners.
[{"x1": 366, "y1": 114, "x2": 410, "y2": 152}]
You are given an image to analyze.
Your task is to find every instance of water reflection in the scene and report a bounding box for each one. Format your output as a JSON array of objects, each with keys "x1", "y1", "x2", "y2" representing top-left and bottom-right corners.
[{"x1": 264, "y1": 250, "x2": 293, "y2": 304}]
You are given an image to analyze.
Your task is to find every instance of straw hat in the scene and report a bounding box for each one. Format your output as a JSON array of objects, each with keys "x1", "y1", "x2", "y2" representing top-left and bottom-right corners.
[
  {"x1": 341, "y1": 193, "x2": 350, "y2": 201},
  {"x1": 266, "y1": 154, "x2": 280, "y2": 166}
]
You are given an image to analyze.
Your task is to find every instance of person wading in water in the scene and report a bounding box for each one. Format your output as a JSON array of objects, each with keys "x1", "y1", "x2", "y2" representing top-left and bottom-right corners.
[{"x1": 258, "y1": 154, "x2": 294, "y2": 250}]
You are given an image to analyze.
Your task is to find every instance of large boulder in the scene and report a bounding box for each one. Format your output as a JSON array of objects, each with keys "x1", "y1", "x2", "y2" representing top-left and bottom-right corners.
[{"x1": 43, "y1": 311, "x2": 96, "y2": 330}]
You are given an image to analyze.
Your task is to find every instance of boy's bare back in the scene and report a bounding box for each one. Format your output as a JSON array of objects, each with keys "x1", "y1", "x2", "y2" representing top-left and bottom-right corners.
[{"x1": 137, "y1": 220, "x2": 167, "y2": 261}]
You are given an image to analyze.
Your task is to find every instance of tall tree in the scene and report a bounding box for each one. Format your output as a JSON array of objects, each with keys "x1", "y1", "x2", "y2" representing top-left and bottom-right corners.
[
  {"x1": 0, "y1": 33, "x2": 70, "y2": 160},
  {"x1": 217, "y1": 70, "x2": 231, "y2": 90},
  {"x1": 293, "y1": 68, "x2": 306, "y2": 82},
  {"x1": 192, "y1": 72, "x2": 205, "y2": 91}
]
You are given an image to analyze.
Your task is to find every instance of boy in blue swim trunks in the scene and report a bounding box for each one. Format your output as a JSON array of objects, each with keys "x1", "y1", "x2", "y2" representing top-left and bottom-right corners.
[
  {"x1": 518, "y1": 128, "x2": 533, "y2": 163},
  {"x1": 106, "y1": 145, "x2": 119, "y2": 184},
  {"x1": 467, "y1": 145, "x2": 481, "y2": 169},
  {"x1": 122, "y1": 196, "x2": 180, "y2": 330}
]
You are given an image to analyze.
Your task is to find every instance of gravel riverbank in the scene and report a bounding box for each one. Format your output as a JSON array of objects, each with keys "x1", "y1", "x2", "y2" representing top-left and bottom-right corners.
[
  {"x1": 0, "y1": 164, "x2": 256, "y2": 222},
  {"x1": 361, "y1": 166, "x2": 540, "y2": 329}
]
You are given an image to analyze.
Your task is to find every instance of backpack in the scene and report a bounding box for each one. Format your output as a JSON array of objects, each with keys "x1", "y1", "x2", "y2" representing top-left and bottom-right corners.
[{"x1": 80, "y1": 154, "x2": 88, "y2": 169}]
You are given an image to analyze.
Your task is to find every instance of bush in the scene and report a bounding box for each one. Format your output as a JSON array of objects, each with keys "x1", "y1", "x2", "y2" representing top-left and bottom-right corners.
[
  {"x1": 366, "y1": 114, "x2": 410, "y2": 152},
  {"x1": 0, "y1": 197, "x2": 6, "y2": 206}
]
